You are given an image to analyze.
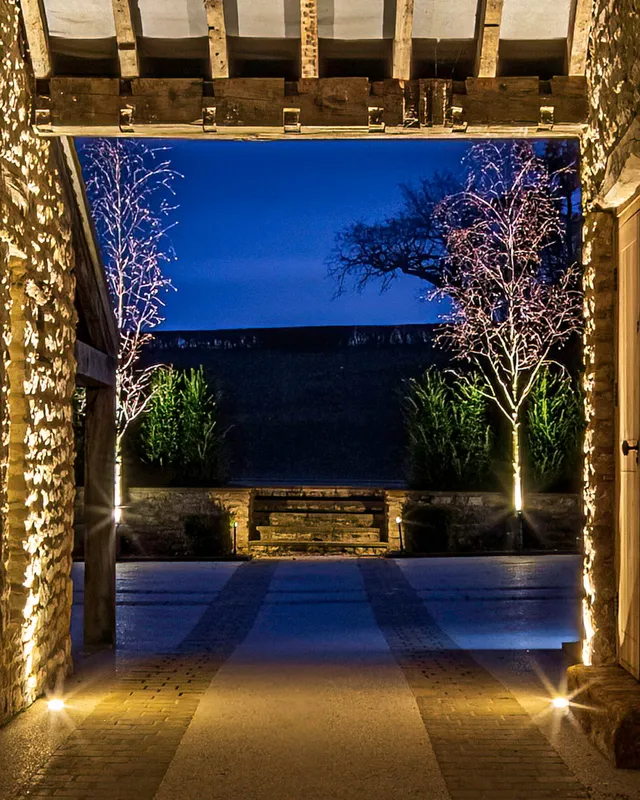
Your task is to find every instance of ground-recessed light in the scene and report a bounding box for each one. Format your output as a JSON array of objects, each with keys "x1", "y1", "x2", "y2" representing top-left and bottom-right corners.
[
  {"x1": 551, "y1": 696, "x2": 569, "y2": 709},
  {"x1": 47, "y1": 698, "x2": 65, "y2": 712}
]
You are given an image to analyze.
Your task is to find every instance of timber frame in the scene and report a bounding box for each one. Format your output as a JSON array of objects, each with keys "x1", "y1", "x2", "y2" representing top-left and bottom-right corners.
[
  {"x1": 57, "y1": 137, "x2": 119, "y2": 648},
  {"x1": 33, "y1": 75, "x2": 587, "y2": 140}
]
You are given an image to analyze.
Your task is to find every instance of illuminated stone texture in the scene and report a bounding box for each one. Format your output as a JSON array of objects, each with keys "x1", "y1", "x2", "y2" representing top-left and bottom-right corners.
[
  {"x1": 580, "y1": 0, "x2": 640, "y2": 667},
  {"x1": 0, "y1": 0, "x2": 76, "y2": 721}
]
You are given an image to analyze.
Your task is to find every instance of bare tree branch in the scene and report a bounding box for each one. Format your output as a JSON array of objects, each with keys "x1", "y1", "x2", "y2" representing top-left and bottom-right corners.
[
  {"x1": 80, "y1": 138, "x2": 180, "y2": 440},
  {"x1": 432, "y1": 141, "x2": 583, "y2": 510}
]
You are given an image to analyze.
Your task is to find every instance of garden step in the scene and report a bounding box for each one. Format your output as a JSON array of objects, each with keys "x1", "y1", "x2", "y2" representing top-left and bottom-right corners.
[
  {"x1": 254, "y1": 498, "x2": 383, "y2": 514},
  {"x1": 256, "y1": 526, "x2": 382, "y2": 543},
  {"x1": 265, "y1": 512, "x2": 376, "y2": 527},
  {"x1": 249, "y1": 540, "x2": 388, "y2": 557}
]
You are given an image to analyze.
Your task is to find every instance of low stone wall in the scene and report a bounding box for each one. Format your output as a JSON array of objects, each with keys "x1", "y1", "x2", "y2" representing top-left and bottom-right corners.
[
  {"x1": 74, "y1": 487, "x2": 582, "y2": 557},
  {"x1": 389, "y1": 491, "x2": 583, "y2": 554},
  {"x1": 75, "y1": 486, "x2": 252, "y2": 557}
]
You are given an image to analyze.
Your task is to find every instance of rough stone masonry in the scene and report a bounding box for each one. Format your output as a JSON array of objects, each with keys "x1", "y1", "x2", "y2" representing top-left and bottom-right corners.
[
  {"x1": 0, "y1": 0, "x2": 76, "y2": 723},
  {"x1": 580, "y1": 0, "x2": 640, "y2": 667}
]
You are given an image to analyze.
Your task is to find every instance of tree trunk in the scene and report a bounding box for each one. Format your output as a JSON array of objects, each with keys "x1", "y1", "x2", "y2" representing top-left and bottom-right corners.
[
  {"x1": 511, "y1": 417, "x2": 524, "y2": 551},
  {"x1": 512, "y1": 417, "x2": 523, "y2": 512},
  {"x1": 114, "y1": 434, "x2": 123, "y2": 525}
]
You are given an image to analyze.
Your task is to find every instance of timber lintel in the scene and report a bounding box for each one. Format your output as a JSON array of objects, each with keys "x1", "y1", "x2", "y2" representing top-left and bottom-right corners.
[
  {"x1": 75, "y1": 340, "x2": 116, "y2": 388},
  {"x1": 33, "y1": 76, "x2": 587, "y2": 138}
]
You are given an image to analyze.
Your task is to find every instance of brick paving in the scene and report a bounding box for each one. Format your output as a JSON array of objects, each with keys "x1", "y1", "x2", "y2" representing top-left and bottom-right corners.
[
  {"x1": 22, "y1": 562, "x2": 276, "y2": 800},
  {"x1": 18, "y1": 559, "x2": 597, "y2": 800},
  {"x1": 359, "y1": 559, "x2": 588, "y2": 800}
]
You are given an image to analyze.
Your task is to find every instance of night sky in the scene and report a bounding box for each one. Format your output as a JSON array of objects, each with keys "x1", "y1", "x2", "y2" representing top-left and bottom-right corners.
[{"x1": 152, "y1": 139, "x2": 471, "y2": 330}]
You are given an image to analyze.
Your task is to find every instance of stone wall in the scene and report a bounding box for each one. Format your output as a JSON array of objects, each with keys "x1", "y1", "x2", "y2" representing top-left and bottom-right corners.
[
  {"x1": 75, "y1": 487, "x2": 581, "y2": 557},
  {"x1": 390, "y1": 491, "x2": 582, "y2": 554},
  {"x1": 75, "y1": 487, "x2": 252, "y2": 558},
  {"x1": 0, "y1": 1, "x2": 76, "y2": 722},
  {"x1": 580, "y1": 0, "x2": 640, "y2": 667}
]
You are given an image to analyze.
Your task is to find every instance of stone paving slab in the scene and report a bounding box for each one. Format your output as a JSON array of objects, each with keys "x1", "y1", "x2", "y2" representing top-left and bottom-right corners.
[
  {"x1": 359, "y1": 559, "x2": 588, "y2": 800},
  {"x1": 20, "y1": 562, "x2": 276, "y2": 800}
]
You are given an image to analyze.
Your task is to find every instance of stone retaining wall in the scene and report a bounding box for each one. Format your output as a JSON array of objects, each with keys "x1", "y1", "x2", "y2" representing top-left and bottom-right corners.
[
  {"x1": 74, "y1": 487, "x2": 582, "y2": 557},
  {"x1": 389, "y1": 491, "x2": 582, "y2": 554}
]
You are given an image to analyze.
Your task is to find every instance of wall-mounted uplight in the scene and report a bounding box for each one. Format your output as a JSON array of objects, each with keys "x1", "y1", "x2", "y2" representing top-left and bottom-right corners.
[{"x1": 47, "y1": 698, "x2": 65, "y2": 712}]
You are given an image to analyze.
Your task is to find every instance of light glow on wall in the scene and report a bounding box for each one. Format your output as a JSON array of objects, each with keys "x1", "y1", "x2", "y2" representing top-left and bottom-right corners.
[{"x1": 581, "y1": 220, "x2": 598, "y2": 667}]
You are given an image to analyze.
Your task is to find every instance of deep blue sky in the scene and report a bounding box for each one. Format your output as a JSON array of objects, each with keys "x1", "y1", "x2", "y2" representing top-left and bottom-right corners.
[{"x1": 153, "y1": 140, "x2": 470, "y2": 330}]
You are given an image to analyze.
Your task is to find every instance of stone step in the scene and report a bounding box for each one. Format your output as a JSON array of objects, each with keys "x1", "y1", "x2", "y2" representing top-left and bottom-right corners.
[
  {"x1": 264, "y1": 512, "x2": 377, "y2": 527},
  {"x1": 256, "y1": 526, "x2": 382, "y2": 543},
  {"x1": 254, "y1": 498, "x2": 383, "y2": 514},
  {"x1": 249, "y1": 540, "x2": 388, "y2": 557}
]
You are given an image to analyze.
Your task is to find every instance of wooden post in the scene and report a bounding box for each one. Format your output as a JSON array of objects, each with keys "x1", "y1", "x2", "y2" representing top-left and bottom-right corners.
[
  {"x1": 111, "y1": 0, "x2": 140, "y2": 78},
  {"x1": 392, "y1": 0, "x2": 414, "y2": 81},
  {"x1": 567, "y1": 0, "x2": 592, "y2": 76},
  {"x1": 204, "y1": 0, "x2": 229, "y2": 79},
  {"x1": 474, "y1": 0, "x2": 504, "y2": 78},
  {"x1": 300, "y1": 0, "x2": 319, "y2": 79},
  {"x1": 19, "y1": 0, "x2": 52, "y2": 79},
  {"x1": 84, "y1": 384, "x2": 117, "y2": 648}
]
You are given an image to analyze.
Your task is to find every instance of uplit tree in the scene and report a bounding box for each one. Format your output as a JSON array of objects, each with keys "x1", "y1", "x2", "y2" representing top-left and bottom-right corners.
[
  {"x1": 327, "y1": 141, "x2": 579, "y2": 295},
  {"x1": 431, "y1": 141, "x2": 582, "y2": 513},
  {"x1": 80, "y1": 139, "x2": 179, "y2": 518}
]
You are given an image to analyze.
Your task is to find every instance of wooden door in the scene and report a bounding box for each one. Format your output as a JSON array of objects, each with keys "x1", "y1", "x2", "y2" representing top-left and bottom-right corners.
[{"x1": 618, "y1": 203, "x2": 640, "y2": 678}]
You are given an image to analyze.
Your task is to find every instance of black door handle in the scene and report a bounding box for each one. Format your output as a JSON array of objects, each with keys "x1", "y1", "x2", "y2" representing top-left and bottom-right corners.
[{"x1": 622, "y1": 440, "x2": 639, "y2": 456}]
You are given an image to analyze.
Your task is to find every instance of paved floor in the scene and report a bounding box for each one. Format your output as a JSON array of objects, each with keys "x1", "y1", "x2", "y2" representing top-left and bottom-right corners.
[{"x1": 2, "y1": 556, "x2": 640, "y2": 800}]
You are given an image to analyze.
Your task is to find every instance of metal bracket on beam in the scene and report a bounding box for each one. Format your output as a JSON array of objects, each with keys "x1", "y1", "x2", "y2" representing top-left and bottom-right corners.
[
  {"x1": 538, "y1": 105, "x2": 555, "y2": 130},
  {"x1": 119, "y1": 105, "x2": 135, "y2": 133},
  {"x1": 34, "y1": 108, "x2": 52, "y2": 133},
  {"x1": 203, "y1": 106, "x2": 217, "y2": 132},
  {"x1": 450, "y1": 106, "x2": 467, "y2": 132},
  {"x1": 283, "y1": 108, "x2": 301, "y2": 133},
  {"x1": 368, "y1": 107, "x2": 385, "y2": 133}
]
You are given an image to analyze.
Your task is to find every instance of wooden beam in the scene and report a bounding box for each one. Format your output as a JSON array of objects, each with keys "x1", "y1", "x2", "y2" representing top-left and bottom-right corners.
[
  {"x1": 111, "y1": 0, "x2": 140, "y2": 78},
  {"x1": 75, "y1": 340, "x2": 116, "y2": 387},
  {"x1": 392, "y1": 0, "x2": 414, "y2": 81},
  {"x1": 35, "y1": 76, "x2": 587, "y2": 136},
  {"x1": 204, "y1": 0, "x2": 229, "y2": 79},
  {"x1": 475, "y1": 0, "x2": 504, "y2": 78},
  {"x1": 84, "y1": 384, "x2": 116, "y2": 649},
  {"x1": 567, "y1": 0, "x2": 593, "y2": 76},
  {"x1": 58, "y1": 138, "x2": 119, "y2": 356},
  {"x1": 300, "y1": 0, "x2": 319, "y2": 79},
  {"x1": 19, "y1": 0, "x2": 52, "y2": 79}
]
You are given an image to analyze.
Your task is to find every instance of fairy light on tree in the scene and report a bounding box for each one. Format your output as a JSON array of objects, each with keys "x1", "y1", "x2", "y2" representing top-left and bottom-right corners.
[
  {"x1": 80, "y1": 139, "x2": 179, "y2": 521},
  {"x1": 432, "y1": 141, "x2": 582, "y2": 516}
]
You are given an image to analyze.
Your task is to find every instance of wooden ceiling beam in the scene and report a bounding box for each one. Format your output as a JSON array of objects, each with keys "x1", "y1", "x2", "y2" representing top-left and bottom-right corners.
[
  {"x1": 111, "y1": 0, "x2": 140, "y2": 78},
  {"x1": 34, "y1": 76, "x2": 587, "y2": 137},
  {"x1": 204, "y1": 0, "x2": 229, "y2": 79},
  {"x1": 392, "y1": 0, "x2": 414, "y2": 81},
  {"x1": 567, "y1": 0, "x2": 593, "y2": 76},
  {"x1": 474, "y1": 0, "x2": 504, "y2": 78},
  {"x1": 300, "y1": 0, "x2": 319, "y2": 79},
  {"x1": 19, "y1": 0, "x2": 52, "y2": 79}
]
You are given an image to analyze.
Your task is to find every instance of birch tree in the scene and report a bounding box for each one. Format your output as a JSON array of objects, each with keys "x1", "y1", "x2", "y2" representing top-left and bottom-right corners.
[
  {"x1": 432, "y1": 141, "x2": 582, "y2": 512},
  {"x1": 80, "y1": 138, "x2": 179, "y2": 519}
]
